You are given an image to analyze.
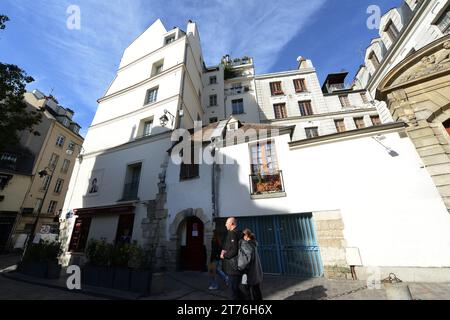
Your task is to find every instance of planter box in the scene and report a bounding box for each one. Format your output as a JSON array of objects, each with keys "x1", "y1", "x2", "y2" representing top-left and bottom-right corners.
[
  {"x1": 47, "y1": 262, "x2": 62, "y2": 279},
  {"x1": 82, "y1": 265, "x2": 101, "y2": 287},
  {"x1": 98, "y1": 267, "x2": 114, "y2": 288},
  {"x1": 130, "y1": 269, "x2": 152, "y2": 295},
  {"x1": 18, "y1": 261, "x2": 61, "y2": 279},
  {"x1": 113, "y1": 267, "x2": 131, "y2": 291}
]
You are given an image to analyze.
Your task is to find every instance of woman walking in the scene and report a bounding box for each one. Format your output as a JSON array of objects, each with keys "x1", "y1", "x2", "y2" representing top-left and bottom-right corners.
[
  {"x1": 238, "y1": 228, "x2": 263, "y2": 300},
  {"x1": 209, "y1": 230, "x2": 229, "y2": 290}
]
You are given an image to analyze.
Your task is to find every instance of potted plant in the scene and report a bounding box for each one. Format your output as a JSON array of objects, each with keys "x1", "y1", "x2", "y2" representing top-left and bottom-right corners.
[
  {"x1": 129, "y1": 244, "x2": 153, "y2": 295},
  {"x1": 19, "y1": 240, "x2": 62, "y2": 279},
  {"x1": 112, "y1": 242, "x2": 132, "y2": 291},
  {"x1": 83, "y1": 239, "x2": 113, "y2": 287}
]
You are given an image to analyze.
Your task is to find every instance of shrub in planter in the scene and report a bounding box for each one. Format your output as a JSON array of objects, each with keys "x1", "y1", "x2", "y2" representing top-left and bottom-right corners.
[
  {"x1": 83, "y1": 239, "x2": 114, "y2": 287},
  {"x1": 128, "y1": 243, "x2": 153, "y2": 295},
  {"x1": 20, "y1": 240, "x2": 62, "y2": 279},
  {"x1": 112, "y1": 243, "x2": 132, "y2": 291}
]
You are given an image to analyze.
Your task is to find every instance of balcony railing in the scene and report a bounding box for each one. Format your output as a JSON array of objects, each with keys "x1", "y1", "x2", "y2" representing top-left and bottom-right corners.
[
  {"x1": 225, "y1": 86, "x2": 251, "y2": 96},
  {"x1": 121, "y1": 181, "x2": 140, "y2": 201},
  {"x1": 327, "y1": 83, "x2": 347, "y2": 92},
  {"x1": 249, "y1": 170, "x2": 285, "y2": 195}
]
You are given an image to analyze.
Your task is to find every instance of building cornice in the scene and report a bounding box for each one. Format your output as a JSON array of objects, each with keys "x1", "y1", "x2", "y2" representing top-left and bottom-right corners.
[
  {"x1": 255, "y1": 68, "x2": 316, "y2": 80},
  {"x1": 289, "y1": 122, "x2": 407, "y2": 149},
  {"x1": 98, "y1": 63, "x2": 184, "y2": 103},
  {"x1": 262, "y1": 107, "x2": 377, "y2": 123},
  {"x1": 90, "y1": 94, "x2": 180, "y2": 129}
]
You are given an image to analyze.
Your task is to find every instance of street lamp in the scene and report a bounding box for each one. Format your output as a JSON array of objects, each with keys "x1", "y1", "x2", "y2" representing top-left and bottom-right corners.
[
  {"x1": 22, "y1": 166, "x2": 55, "y2": 257},
  {"x1": 159, "y1": 109, "x2": 175, "y2": 127}
]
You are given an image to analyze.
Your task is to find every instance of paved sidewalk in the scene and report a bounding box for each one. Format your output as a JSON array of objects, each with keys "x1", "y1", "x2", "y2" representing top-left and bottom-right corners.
[{"x1": 1, "y1": 254, "x2": 449, "y2": 300}]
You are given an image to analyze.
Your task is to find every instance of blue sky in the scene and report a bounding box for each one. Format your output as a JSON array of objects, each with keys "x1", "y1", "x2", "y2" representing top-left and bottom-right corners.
[{"x1": 1, "y1": 0, "x2": 401, "y2": 137}]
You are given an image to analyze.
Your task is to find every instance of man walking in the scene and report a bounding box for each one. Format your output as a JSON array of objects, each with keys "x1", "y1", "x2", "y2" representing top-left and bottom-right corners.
[{"x1": 221, "y1": 217, "x2": 243, "y2": 300}]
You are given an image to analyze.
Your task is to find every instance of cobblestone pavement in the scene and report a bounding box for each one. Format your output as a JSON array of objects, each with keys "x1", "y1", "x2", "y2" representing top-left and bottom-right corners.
[{"x1": 1, "y1": 254, "x2": 449, "y2": 300}]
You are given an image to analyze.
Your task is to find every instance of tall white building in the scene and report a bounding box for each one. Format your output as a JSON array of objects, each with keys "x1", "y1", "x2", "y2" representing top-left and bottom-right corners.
[{"x1": 60, "y1": 15, "x2": 450, "y2": 282}]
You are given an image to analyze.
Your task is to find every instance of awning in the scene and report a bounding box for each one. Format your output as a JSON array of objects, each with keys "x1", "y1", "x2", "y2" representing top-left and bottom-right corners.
[{"x1": 74, "y1": 203, "x2": 135, "y2": 217}]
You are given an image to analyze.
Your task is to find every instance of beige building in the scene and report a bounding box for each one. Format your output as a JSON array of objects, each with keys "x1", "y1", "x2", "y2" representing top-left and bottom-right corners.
[{"x1": 0, "y1": 90, "x2": 83, "y2": 252}]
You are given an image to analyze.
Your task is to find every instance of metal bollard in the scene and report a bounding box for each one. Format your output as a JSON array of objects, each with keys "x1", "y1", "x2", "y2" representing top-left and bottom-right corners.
[{"x1": 382, "y1": 273, "x2": 413, "y2": 300}]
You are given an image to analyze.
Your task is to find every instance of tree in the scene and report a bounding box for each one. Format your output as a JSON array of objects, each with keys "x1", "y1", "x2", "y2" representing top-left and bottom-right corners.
[
  {"x1": 0, "y1": 15, "x2": 42, "y2": 149},
  {"x1": 0, "y1": 15, "x2": 9, "y2": 30}
]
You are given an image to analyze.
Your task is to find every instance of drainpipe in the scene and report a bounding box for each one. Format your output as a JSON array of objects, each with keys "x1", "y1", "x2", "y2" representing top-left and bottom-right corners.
[{"x1": 211, "y1": 139, "x2": 219, "y2": 220}]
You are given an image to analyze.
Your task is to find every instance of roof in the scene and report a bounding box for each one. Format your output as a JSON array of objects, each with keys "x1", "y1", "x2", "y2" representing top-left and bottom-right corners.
[{"x1": 321, "y1": 71, "x2": 349, "y2": 92}]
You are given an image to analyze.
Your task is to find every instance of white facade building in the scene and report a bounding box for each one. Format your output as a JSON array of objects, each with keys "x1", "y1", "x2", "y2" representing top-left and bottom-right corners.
[{"x1": 60, "y1": 15, "x2": 450, "y2": 282}]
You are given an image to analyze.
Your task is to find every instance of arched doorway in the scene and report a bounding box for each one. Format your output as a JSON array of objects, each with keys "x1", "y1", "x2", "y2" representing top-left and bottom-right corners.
[{"x1": 181, "y1": 216, "x2": 206, "y2": 271}]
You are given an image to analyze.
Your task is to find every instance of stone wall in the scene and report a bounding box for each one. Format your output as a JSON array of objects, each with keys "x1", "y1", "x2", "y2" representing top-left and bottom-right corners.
[{"x1": 313, "y1": 210, "x2": 352, "y2": 280}]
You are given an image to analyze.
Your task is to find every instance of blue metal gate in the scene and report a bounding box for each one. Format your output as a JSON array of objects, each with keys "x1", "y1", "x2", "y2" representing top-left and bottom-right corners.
[{"x1": 237, "y1": 213, "x2": 323, "y2": 278}]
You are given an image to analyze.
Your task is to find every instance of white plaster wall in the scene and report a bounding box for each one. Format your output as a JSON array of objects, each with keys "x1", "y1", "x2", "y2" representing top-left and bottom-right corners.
[
  {"x1": 224, "y1": 83, "x2": 260, "y2": 123},
  {"x1": 83, "y1": 99, "x2": 179, "y2": 153},
  {"x1": 203, "y1": 68, "x2": 225, "y2": 122},
  {"x1": 92, "y1": 69, "x2": 183, "y2": 127},
  {"x1": 119, "y1": 19, "x2": 167, "y2": 68},
  {"x1": 62, "y1": 136, "x2": 172, "y2": 213},
  {"x1": 108, "y1": 40, "x2": 186, "y2": 96},
  {"x1": 214, "y1": 132, "x2": 450, "y2": 267}
]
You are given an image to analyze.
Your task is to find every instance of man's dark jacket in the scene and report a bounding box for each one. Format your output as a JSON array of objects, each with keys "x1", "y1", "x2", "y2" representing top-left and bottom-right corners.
[{"x1": 222, "y1": 228, "x2": 242, "y2": 276}]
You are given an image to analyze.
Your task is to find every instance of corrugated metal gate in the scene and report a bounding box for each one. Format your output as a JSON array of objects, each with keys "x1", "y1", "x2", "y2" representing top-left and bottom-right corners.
[{"x1": 237, "y1": 213, "x2": 323, "y2": 278}]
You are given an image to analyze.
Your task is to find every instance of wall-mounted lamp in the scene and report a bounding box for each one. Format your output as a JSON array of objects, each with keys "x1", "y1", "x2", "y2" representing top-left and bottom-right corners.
[{"x1": 159, "y1": 109, "x2": 175, "y2": 127}]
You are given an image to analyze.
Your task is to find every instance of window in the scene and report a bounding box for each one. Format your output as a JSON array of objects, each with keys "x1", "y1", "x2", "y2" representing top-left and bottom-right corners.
[
  {"x1": 339, "y1": 95, "x2": 351, "y2": 108},
  {"x1": 144, "y1": 87, "x2": 158, "y2": 105},
  {"x1": 165, "y1": 35, "x2": 175, "y2": 45},
  {"x1": 335, "y1": 119, "x2": 346, "y2": 133},
  {"x1": 62, "y1": 118, "x2": 70, "y2": 127},
  {"x1": 34, "y1": 198, "x2": 43, "y2": 214},
  {"x1": 232, "y1": 99, "x2": 244, "y2": 114},
  {"x1": 354, "y1": 117, "x2": 366, "y2": 129},
  {"x1": 209, "y1": 94, "x2": 218, "y2": 107},
  {"x1": 115, "y1": 214, "x2": 135, "y2": 245},
  {"x1": 54, "y1": 179, "x2": 64, "y2": 194},
  {"x1": 47, "y1": 201, "x2": 58, "y2": 214},
  {"x1": 305, "y1": 127, "x2": 319, "y2": 139},
  {"x1": 152, "y1": 60, "x2": 164, "y2": 76},
  {"x1": 209, "y1": 76, "x2": 217, "y2": 85},
  {"x1": 270, "y1": 81, "x2": 283, "y2": 95},
  {"x1": 371, "y1": 115, "x2": 381, "y2": 126},
  {"x1": 298, "y1": 101, "x2": 313, "y2": 116},
  {"x1": 61, "y1": 159, "x2": 70, "y2": 174},
  {"x1": 143, "y1": 120, "x2": 153, "y2": 137},
  {"x1": 0, "y1": 153, "x2": 17, "y2": 170},
  {"x1": 293, "y1": 79, "x2": 307, "y2": 93},
  {"x1": 368, "y1": 51, "x2": 380, "y2": 70},
  {"x1": 209, "y1": 117, "x2": 218, "y2": 124},
  {"x1": 56, "y1": 135, "x2": 65, "y2": 148},
  {"x1": 49, "y1": 153, "x2": 59, "y2": 169},
  {"x1": 436, "y1": 5, "x2": 450, "y2": 34},
  {"x1": 273, "y1": 103, "x2": 287, "y2": 119},
  {"x1": 69, "y1": 217, "x2": 92, "y2": 252},
  {"x1": 249, "y1": 141, "x2": 283, "y2": 195},
  {"x1": 122, "y1": 163, "x2": 142, "y2": 201},
  {"x1": 67, "y1": 141, "x2": 75, "y2": 154},
  {"x1": 180, "y1": 145, "x2": 199, "y2": 180},
  {"x1": 41, "y1": 175, "x2": 51, "y2": 191},
  {"x1": 361, "y1": 92, "x2": 369, "y2": 104},
  {"x1": 385, "y1": 20, "x2": 399, "y2": 42}
]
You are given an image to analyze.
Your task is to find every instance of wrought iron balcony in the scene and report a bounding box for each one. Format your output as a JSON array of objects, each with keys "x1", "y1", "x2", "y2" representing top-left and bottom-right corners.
[
  {"x1": 225, "y1": 86, "x2": 251, "y2": 96},
  {"x1": 249, "y1": 170, "x2": 285, "y2": 195}
]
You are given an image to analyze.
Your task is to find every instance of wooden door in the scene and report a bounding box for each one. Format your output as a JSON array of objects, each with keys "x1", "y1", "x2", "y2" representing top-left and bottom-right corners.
[{"x1": 184, "y1": 217, "x2": 205, "y2": 271}]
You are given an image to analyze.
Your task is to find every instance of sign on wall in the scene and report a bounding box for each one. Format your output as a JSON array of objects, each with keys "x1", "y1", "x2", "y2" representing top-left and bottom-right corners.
[{"x1": 85, "y1": 169, "x2": 104, "y2": 197}]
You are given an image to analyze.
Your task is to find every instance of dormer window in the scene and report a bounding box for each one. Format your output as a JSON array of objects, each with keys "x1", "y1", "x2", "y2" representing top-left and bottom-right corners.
[
  {"x1": 385, "y1": 20, "x2": 399, "y2": 42},
  {"x1": 368, "y1": 51, "x2": 380, "y2": 70},
  {"x1": 152, "y1": 59, "x2": 164, "y2": 76},
  {"x1": 165, "y1": 34, "x2": 176, "y2": 45},
  {"x1": 435, "y1": 5, "x2": 450, "y2": 34}
]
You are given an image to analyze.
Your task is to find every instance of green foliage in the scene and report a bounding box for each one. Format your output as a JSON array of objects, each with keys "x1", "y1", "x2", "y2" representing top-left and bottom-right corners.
[
  {"x1": 0, "y1": 15, "x2": 9, "y2": 30},
  {"x1": 223, "y1": 63, "x2": 237, "y2": 80},
  {"x1": 23, "y1": 240, "x2": 62, "y2": 263},
  {"x1": 0, "y1": 15, "x2": 43, "y2": 150},
  {"x1": 85, "y1": 239, "x2": 152, "y2": 269}
]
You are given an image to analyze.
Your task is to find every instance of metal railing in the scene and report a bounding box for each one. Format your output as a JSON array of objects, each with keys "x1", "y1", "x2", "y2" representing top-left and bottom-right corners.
[
  {"x1": 249, "y1": 170, "x2": 285, "y2": 195},
  {"x1": 225, "y1": 86, "x2": 251, "y2": 96}
]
